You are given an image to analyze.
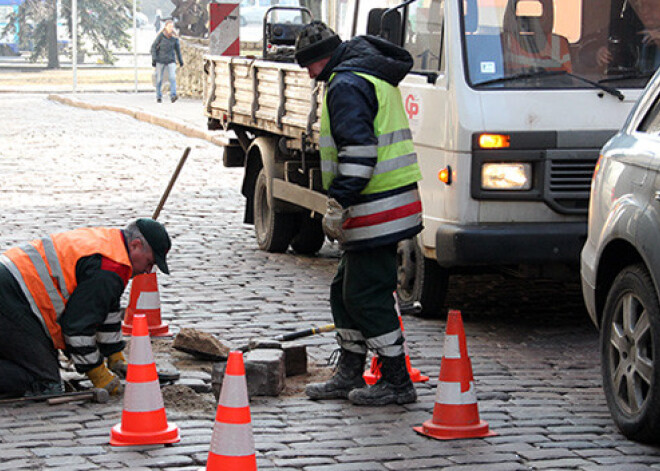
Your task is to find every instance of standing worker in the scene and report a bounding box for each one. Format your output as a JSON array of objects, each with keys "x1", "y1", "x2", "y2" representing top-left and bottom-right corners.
[
  {"x1": 151, "y1": 19, "x2": 184, "y2": 104},
  {"x1": 294, "y1": 22, "x2": 423, "y2": 406},
  {"x1": 0, "y1": 219, "x2": 172, "y2": 399}
]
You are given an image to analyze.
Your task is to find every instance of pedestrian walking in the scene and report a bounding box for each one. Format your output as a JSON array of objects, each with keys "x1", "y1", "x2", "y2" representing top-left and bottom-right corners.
[
  {"x1": 154, "y1": 9, "x2": 162, "y2": 32},
  {"x1": 0, "y1": 219, "x2": 172, "y2": 399},
  {"x1": 151, "y1": 19, "x2": 184, "y2": 103},
  {"x1": 294, "y1": 22, "x2": 423, "y2": 406}
]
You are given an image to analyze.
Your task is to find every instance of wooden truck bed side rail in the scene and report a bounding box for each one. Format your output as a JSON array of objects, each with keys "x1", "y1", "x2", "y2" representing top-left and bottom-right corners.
[{"x1": 204, "y1": 55, "x2": 323, "y2": 145}]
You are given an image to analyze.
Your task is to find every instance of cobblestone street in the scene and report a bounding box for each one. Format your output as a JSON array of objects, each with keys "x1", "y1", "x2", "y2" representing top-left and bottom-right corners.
[{"x1": 1, "y1": 94, "x2": 659, "y2": 470}]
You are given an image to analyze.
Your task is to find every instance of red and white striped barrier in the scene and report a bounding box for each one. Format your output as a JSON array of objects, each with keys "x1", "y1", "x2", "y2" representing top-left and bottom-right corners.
[{"x1": 209, "y1": 1, "x2": 240, "y2": 56}]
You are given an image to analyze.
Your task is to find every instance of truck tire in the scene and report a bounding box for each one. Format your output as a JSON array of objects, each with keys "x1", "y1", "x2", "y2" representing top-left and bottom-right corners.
[
  {"x1": 601, "y1": 263, "x2": 660, "y2": 444},
  {"x1": 291, "y1": 216, "x2": 325, "y2": 255},
  {"x1": 254, "y1": 168, "x2": 297, "y2": 253},
  {"x1": 396, "y1": 237, "x2": 449, "y2": 319}
]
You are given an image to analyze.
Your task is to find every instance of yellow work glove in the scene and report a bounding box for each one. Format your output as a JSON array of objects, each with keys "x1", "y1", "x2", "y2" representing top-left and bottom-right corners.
[
  {"x1": 87, "y1": 363, "x2": 122, "y2": 396},
  {"x1": 107, "y1": 351, "x2": 128, "y2": 378}
]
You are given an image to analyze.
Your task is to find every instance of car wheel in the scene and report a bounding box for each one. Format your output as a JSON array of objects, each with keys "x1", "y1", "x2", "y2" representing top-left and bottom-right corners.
[{"x1": 601, "y1": 263, "x2": 660, "y2": 444}]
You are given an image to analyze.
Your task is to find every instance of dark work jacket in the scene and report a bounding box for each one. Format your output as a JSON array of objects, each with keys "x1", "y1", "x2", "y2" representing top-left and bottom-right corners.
[
  {"x1": 151, "y1": 32, "x2": 183, "y2": 65},
  {"x1": 317, "y1": 36, "x2": 422, "y2": 249}
]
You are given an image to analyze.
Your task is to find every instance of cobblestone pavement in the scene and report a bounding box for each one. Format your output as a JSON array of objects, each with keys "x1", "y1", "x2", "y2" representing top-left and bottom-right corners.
[{"x1": 1, "y1": 94, "x2": 660, "y2": 470}]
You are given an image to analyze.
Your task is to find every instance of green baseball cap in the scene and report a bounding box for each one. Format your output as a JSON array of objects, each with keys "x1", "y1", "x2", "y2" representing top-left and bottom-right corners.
[{"x1": 136, "y1": 218, "x2": 171, "y2": 274}]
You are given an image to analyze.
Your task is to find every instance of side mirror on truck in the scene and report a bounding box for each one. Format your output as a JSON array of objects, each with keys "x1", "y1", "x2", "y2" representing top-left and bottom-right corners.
[{"x1": 367, "y1": 8, "x2": 402, "y2": 46}]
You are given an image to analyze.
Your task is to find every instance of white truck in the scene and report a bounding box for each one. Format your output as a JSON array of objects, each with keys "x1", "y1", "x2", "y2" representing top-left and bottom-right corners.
[{"x1": 204, "y1": 0, "x2": 656, "y2": 317}]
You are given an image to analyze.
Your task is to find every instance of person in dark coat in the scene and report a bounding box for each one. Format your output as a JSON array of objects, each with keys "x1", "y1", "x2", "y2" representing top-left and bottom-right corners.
[
  {"x1": 0, "y1": 219, "x2": 172, "y2": 399},
  {"x1": 295, "y1": 22, "x2": 423, "y2": 406},
  {"x1": 151, "y1": 19, "x2": 184, "y2": 103}
]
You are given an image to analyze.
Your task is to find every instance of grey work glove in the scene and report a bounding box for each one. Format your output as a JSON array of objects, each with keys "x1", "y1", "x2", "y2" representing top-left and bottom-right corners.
[{"x1": 322, "y1": 198, "x2": 347, "y2": 242}]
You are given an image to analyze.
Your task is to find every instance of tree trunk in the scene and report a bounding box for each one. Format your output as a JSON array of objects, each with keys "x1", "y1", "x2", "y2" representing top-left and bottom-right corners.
[{"x1": 46, "y1": 6, "x2": 59, "y2": 69}]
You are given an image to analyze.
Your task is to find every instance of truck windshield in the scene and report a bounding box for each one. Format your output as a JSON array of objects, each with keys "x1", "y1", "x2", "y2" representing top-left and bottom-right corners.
[{"x1": 462, "y1": 0, "x2": 660, "y2": 89}]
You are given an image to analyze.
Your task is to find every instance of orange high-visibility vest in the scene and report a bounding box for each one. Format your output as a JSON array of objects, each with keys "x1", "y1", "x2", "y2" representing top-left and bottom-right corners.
[
  {"x1": 0, "y1": 228, "x2": 132, "y2": 349},
  {"x1": 504, "y1": 33, "x2": 572, "y2": 73}
]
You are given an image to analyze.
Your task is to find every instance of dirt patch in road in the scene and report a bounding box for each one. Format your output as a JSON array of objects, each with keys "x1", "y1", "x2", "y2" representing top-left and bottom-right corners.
[
  {"x1": 283, "y1": 364, "x2": 334, "y2": 397},
  {"x1": 162, "y1": 384, "x2": 217, "y2": 415}
]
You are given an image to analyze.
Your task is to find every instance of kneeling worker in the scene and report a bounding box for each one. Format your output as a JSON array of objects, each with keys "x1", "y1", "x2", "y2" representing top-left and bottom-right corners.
[
  {"x1": 295, "y1": 22, "x2": 423, "y2": 405},
  {"x1": 0, "y1": 219, "x2": 171, "y2": 398}
]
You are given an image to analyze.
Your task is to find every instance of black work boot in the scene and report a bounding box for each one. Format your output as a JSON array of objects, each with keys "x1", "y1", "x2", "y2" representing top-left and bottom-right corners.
[
  {"x1": 306, "y1": 349, "x2": 366, "y2": 400},
  {"x1": 348, "y1": 354, "x2": 416, "y2": 406}
]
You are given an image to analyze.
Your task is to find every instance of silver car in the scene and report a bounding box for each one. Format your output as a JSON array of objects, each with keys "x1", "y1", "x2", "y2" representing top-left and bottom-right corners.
[{"x1": 581, "y1": 68, "x2": 660, "y2": 444}]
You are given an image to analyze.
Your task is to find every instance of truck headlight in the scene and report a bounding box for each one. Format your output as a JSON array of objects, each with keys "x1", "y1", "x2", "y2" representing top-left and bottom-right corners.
[{"x1": 481, "y1": 163, "x2": 532, "y2": 190}]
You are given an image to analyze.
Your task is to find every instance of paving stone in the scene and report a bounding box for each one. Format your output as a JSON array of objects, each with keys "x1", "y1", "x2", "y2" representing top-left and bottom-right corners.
[
  {"x1": 528, "y1": 458, "x2": 594, "y2": 469},
  {"x1": 449, "y1": 452, "x2": 522, "y2": 464},
  {"x1": 304, "y1": 463, "x2": 387, "y2": 471},
  {"x1": 383, "y1": 457, "x2": 454, "y2": 469}
]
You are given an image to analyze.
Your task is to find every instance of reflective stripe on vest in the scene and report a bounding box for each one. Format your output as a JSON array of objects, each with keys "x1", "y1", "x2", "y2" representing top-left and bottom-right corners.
[
  {"x1": 1, "y1": 228, "x2": 132, "y2": 350},
  {"x1": 319, "y1": 72, "x2": 422, "y2": 194}
]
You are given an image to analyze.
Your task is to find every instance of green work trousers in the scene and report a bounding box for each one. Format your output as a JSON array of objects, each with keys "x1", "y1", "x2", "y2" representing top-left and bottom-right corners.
[{"x1": 330, "y1": 244, "x2": 401, "y2": 352}]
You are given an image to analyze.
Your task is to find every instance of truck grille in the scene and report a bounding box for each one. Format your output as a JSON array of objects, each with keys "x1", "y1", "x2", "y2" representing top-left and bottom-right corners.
[{"x1": 544, "y1": 156, "x2": 598, "y2": 215}]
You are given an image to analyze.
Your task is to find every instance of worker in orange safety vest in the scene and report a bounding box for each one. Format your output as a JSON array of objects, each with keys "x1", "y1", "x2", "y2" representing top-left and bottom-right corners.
[
  {"x1": 501, "y1": 0, "x2": 572, "y2": 73},
  {"x1": 0, "y1": 219, "x2": 171, "y2": 399}
]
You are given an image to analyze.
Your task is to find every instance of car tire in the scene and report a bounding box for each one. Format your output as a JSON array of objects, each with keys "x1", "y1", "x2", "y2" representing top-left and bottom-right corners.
[{"x1": 601, "y1": 263, "x2": 660, "y2": 444}]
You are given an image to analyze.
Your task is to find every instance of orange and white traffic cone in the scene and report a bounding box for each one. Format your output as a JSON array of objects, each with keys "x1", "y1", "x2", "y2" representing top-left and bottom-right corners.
[
  {"x1": 122, "y1": 271, "x2": 171, "y2": 337},
  {"x1": 413, "y1": 309, "x2": 496, "y2": 440},
  {"x1": 110, "y1": 314, "x2": 180, "y2": 446},
  {"x1": 363, "y1": 292, "x2": 429, "y2": 385},
  {"x1": 206, "y1": 351, "x2": 257, "y2": 471}
]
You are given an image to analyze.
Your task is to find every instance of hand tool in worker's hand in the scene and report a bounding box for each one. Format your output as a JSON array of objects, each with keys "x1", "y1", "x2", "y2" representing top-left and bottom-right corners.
[
  {"x1": 47, "y1": 388, "x2": 110, "y2": 405},
  {"x1": 238, "y1": 323, "x2": 335, "y2": 352}
]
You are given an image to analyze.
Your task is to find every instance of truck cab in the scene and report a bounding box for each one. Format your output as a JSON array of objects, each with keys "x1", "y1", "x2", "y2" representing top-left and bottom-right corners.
[
  {"x1": 344, "y1": 0, "x2": 655, "y2": 316},
  {"x1": 206, "y1": 0, "x2": 657, "y2": 317}
]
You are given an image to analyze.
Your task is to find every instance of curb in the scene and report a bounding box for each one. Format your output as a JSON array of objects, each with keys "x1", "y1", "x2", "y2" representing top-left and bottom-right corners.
[{"x1": 48, "y1": 94, "x2": 228, "y2": 147}]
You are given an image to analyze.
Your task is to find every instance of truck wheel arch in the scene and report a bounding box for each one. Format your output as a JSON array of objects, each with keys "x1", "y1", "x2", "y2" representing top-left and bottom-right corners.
[{"x1": 241, "y1": 136, "x2": 284, "y2": 224}]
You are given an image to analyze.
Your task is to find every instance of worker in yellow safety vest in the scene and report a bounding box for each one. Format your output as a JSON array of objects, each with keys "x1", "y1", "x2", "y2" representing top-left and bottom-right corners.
[
  {"x1": 295, "y1": 21, "x2": 423, "y2": 406},
  {"x1": 0, "y1": 219, "x2": 171, "y2": 399}
]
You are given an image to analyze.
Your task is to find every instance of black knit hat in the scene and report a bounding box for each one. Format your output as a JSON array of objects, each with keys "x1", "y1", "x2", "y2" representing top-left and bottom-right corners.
[
  {"x1": 295, "y1": 21, "x2": 341, "y2": 67},
  {"x1": 136, "y1": 218, "x2": 171, "y2": 274}
]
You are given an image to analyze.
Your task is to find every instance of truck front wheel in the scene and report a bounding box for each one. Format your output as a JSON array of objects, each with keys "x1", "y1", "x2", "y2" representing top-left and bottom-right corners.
[
  {"x1": 396, "y1": 237, "x2": 449, "y2": 319},
  {"x1": 254, "y1": 168, "x2": 297, "y2": 253}
]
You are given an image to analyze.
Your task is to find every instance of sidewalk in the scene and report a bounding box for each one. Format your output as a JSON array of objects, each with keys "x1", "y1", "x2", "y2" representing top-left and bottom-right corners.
[{"x1": 48, "y1": 92, "x2": 230, "y2": 147}]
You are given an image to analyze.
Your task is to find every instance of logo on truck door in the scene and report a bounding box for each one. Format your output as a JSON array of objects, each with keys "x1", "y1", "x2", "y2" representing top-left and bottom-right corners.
[{"x1": 405, "y1": 93, "x2": 422, "y2": 134}]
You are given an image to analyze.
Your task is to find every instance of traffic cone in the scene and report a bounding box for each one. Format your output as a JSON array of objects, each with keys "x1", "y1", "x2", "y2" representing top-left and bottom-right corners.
[
  {"x1": 413, "y1": 309, "x2": 496, "y2": 440},
  {"x1": 122, "y1": 271, "x2": 171, "y2": 337},
  {"x1": 363, "y1": 292, "x2": 429, "y2": 385},
  {"x1": 110, "y1": 314, "x2": 180, "y2": 446},
  {"x1": 206, "y1": 351, "x2": 257, "y2": 471}
]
